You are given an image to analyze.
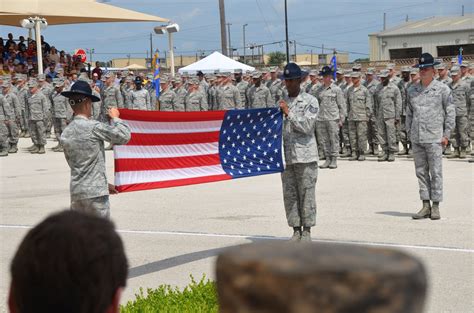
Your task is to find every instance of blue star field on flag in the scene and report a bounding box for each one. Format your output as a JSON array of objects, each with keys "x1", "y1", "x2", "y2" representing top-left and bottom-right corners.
[{"x1": 219, "y1": 108, "x2": 284, "y2": 179}]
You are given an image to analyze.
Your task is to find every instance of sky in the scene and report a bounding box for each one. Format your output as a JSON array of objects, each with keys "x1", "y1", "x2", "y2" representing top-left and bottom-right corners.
[{"x1": 1, "y1": 0, "x2": 472, "y2": 62}]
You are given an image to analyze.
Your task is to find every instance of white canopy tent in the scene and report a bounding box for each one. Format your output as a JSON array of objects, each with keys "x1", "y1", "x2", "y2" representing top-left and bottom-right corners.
[{"x1": 178, "y1": 51, "x2": 255, "y2": 75}]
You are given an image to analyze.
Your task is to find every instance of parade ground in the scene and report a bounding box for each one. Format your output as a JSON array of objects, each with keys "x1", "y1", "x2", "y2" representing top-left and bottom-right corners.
[{"x1": 0, "y1": 137, "x2": 472, "y2": 313}]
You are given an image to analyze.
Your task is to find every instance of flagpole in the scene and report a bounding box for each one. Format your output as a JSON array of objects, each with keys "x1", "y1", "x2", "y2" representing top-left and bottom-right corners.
[{"x1": 284, "y1": 0, "x2": 290, "y2": 64}]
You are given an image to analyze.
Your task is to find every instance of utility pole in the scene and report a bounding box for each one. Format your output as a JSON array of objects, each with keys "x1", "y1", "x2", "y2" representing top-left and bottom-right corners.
[
  {"x1": 405, "y1": 14, "x2": 409, "y2": 22},
  {"x1": 219, "y1": 0, "x2": 228, "y2": 56},
  {"x1": 322, "y1": 43, "x2": 324, "y2": 54},
  {"x1": 226, "y1": 22, "x2": 232, "y2": 58},
  {"x1": 293, "y1": 40, "x2": 297, "y2": 62},
  {"x1": 284, "y1": 0, "x2": 290, "y2": 63},
  {"x1": 383, "y1": 13, "x2": 386, "y2": 31},
  {"x1": 310, "y1": 49, "x2": 313, "y2": 65},
  {"x1": 261, "y1": 45, "x2": 264, "y2": 65},
  {"x1": 243, "y1": 23, "x2": 248, "y2": 63},
  {"x1": 461, "y1": 5, "x2": 464, "y2": 16},
  {"x1": 150, "y1": 33, "x2": 153, "y2": 68}
]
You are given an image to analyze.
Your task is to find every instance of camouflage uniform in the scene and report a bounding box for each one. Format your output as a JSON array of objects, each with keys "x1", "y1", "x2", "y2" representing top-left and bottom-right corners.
[
  {"x1": 247, "y1": 84, "x2": 273, "y2": 109},
  {"x1": 2, "y1": 89, "x2": 20, "y2": 150},
  {"x1": 365, "y1": 78, "x2": 380, "y2": 150},
  {"x1": 51, "y1": 88, "x2": 72, "y2": 145},
  {"x1": 174, "y1": 86, "x2": 187, "y2": 112},
  {"x1": 130, "y1": 89, "x2": 151, "y2": 110},
  {"x1": 374, "y1": 82, "x2": 402, "y2": 157},
  {"x1": 185, "y1": 90, "x2": 208, "y2": 111},
  {"x1": 406, "y1": 79, "x2": 455, "y2": 202},
  {"x1": 28, "y1": 90, "x2": 49, "y2": 149},
  {"x1": 121, "y1": 83, "x2": 134, "y2": 109},
  {"x1": 159, "y1": 88, "x2": 176, "y2": 111},
  {"x1": 267, "y1": 79, "x2": 284, "y2": 103},
  {"x1": 208, "y1": 84, "x2": 218, "y2": 110},
  {"x1": 469, "y1": 81, "x2": 474, "y2": 162},
  {"x1": 217, "y1": 84, "x2": 242, "y2": 110},
  {"x1": 346, "y1": 84, "x2": 373, "y2": 158},
  {"x1": 101, "y1": 84, "x2": 124, "y2": 121},
  {"x1": 448, "y1": 79, "x2": 471, "y2": 153},
  {"x1": 61, "y1": 115, "x2": 131, "y2": 218},
  {"x1": 38, "y1": 80, "x2": 54, "y2": 136},
  {"x1": 16, "y1": 78, "x2": 30, "y2": 136},
  {"x1": 315, "y1": 83, "x2": 345, "y2": 160},
  {"x1": 281, "y1": 90, "x2": 319, "y2": 228},
  {"x1": 235, "y1": 80, "x2": 249, "y2": 108},
  {"x1": 0, "y1": 95, "x2": 10, "y2": 156}
]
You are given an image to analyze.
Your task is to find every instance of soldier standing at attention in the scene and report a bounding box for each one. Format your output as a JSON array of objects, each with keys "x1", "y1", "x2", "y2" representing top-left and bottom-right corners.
[
  {"x1": 60, "y1": 81, "x2": 131, "y2": 218},
  {"x1": 0, "y1": 94, "x2": 11, "y2": 156},
  {"x1": 130, "y1": 77, "x2": 151, "y2": 110},
  {"x1": 316, "y1": 66, "x2": 345, "y2": 169},
  {"x1": 346, "y1": 72, "x2": 373, "y2": 161},
  {"x1": 50, "y1": 78, "x2": 72, "y2": 152},
  {"x1": 101, "y1": 72, "x2": 124, "y2": 150},
  {"x1": 279, "y1": 63, "x2": 319, "y2": 242},
  {"x1": 446, "y1": 66, "x2": 471, "y2": 159},
  {"x1": 172, "y1": 77, "x2": 187, "y2": 112},
  {"x1": 397, "y1": 67, "x2": 412, "y2": 156},
  {"x1": 267, "y1": 67, "x2": 284, "y2": 103},
  {"x1": 365, "y1": 68, "x2": 380, "y2": 155},
  {"x1": 247, "y1": 72, "x2": 273, "y2": 109},
  {"x1": 234, "y1": 69, "x2": 249, "y2": 108},
  {"x1": 407, "y1": 53, "x2": 455, "y2": 220},
  {"x1": 2, "y1": 80, "x2": 20, "y2": 153},
  {"x1": 217, "y1": 73, "x2": 242, "y2": 110},
  {"x1": 27, "y1": 80, "x2": 49, "y2": 154},
  {"x1": 185, "y1": 78, "x2": 208, "y2": 111},
  {"x1": 374, "y1": 70, "x2": 402, "y2": 162},
  {"x1": 158, "y1": 77, "x2": 176, "y2": 111},
  {"x1": 436, "y1": 63, "x2": 452, "y2": 86}
]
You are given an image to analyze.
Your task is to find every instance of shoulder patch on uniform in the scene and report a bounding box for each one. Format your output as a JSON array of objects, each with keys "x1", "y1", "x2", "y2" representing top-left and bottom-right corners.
[{"x1": 309, "y1": 105, "x2": 318, "y2": 114}]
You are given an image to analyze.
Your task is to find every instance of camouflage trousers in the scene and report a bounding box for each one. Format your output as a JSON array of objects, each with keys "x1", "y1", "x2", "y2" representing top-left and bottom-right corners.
[
  {"x1": 377, "y1": 118, "x2": 398, "y2": 153},
  {"x1": 339, "y1": 120, "x2": 351, "y2": 149},
  {"x1": 451, "y1": 116, "x2": 469, "y2": 148},
  {"x1": 20, "y1": 109, "x2": 29, "y2": 132},
  {"x1": 45, "y1": 111, "x2": 53, "y2": 135},
  {"x1": 5, "y1": 120, "x2": 19, "y2": 145},
  {"x1": 53, "y1": 118, "x2": 68, "y2": 141},
  {"x1": 281, "y1": 162, "x2": 318, "y2": 228},
  {"x1": 398, "y1": 116, "x2": 411, "y2": 145},
  {"x1": 316, "y1": 120, "x2": 340, "y2": 158},
  {"x1": 348, "y1": 121, "x2": 368, "y2": 154},
  {"x1": 29, "y1": 120, "x2": 47, "y2": 145},
  {"x1": 367, "y1": 117, "x2": 379, "y2": 145},
  {"x1": 71, "y1": 195, "x2": 110, "y2": 219},
  {"x1": 412, "y1": 142, "x2": 443, "y2": 202},
  {"x1": 0, "y1": 122, "x2": 8, "y2": 150}
]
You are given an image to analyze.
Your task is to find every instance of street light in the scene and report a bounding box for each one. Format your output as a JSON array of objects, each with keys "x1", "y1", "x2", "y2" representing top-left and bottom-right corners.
[
  {"x1": 243, "y1": 24, "x2": 248, "y2": 63},
  {"x1": 154, "y1": 23, "x2": 180, "y2": 77},
  {"x1": 20, "y1": 17, "x2": 48, "y2": 74}
]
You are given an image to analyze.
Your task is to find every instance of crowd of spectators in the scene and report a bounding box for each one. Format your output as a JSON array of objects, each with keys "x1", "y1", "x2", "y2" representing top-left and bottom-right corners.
[{"x1": 1, "y1": 32, "x2": 86, "y2": 79}]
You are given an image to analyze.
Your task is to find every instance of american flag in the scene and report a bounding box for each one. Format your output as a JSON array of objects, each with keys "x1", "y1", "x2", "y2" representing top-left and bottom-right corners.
[{"x1": 114, "y1": 108, "x2": 284, "y2": 192}]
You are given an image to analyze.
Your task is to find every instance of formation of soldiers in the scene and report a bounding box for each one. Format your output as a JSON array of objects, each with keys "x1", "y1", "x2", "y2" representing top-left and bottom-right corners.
[
  {"x1": 1, "y1": 60, "x2": 473, "y2": 162},
  {"x1": 0, "y1": 71, "x2": 157, "y2": 155}
]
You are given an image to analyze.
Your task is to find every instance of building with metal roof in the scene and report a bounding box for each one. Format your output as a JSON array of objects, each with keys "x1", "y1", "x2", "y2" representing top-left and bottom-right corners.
[{"x1": 369, "y1": 14, "x2": 474, "y2": 61}]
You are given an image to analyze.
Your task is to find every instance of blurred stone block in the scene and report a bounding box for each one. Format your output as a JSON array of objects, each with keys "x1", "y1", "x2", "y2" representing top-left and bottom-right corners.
[{"x1": 216, "y1": 241, "x2": 426, "y2": 313}]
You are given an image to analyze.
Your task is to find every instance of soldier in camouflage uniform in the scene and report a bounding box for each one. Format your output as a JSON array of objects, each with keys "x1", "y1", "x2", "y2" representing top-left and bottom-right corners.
[
  {"x1": 387, "y1": 63, "x2": 401, "y2": 86},
  {"x1": 397, "y1": 67, "x2": 412, "y2": 156},
  {"x1": 316, "y1": 66, "x2": 345, "y2": 169},
  {"x1": 339, "y1": 70, "x2": 352, "y2": 157},
  {"x1": 27, "y1": 80, "x2": 49, "y2": 154},
  {"x1": 267, "y1": 67, "x2": 284, "y2": 103},
  {"x1": 436, "y1": 63, "x2": 452, "y2": 86},
  {"x1": 172, "y1": 77, "x2": 187, "y2": 112},
  {"x1": 61, "y1": 81, "x2": 131, "y2": 218},
  {"x1": 346, "y1": 72, "x2": 373, "y2": 161},
  {"x1": 158, "y1": 78, "x2": 176, "y2": 111},
  {"x1": 469, "y1": 80, "x2": 474, "y2": 163},
  {"x1": 374, "y1": 70, "x2": 402, "y2": 162},
  {"x1": 197, "y1": 71, "x2": 209, "y2": 96},
  {"x1": 365, "y1": 68, "x2": 380, "y2": 155},
  {"x1": 15, "y1": 75, "x2": 30, "y2": 137},
  {"x1": 0, "y1": 94, "x2": 11, "y2": 156},
  {"x1": 121, "y1": 77, "x2": 134, "y2": 109},
  {"x1": 185, "y1": 78, "x2": 208, "y2": 111},
  {"x1": 447, "y1": 66, "x2": 471, "y2": 159},
  {"x1": 130, "y1": 77, "x2": 151, "y2": 110},
  {"x1": 207, "y1": 76, "x2": 217, "y2": 110},
  {"x1": 279, "y1": 63, "x2": 319, "y2": 242},
  {"x1": 407, "y1": 53, "x2": 455, "y2": 220},
  {"x1": 234, "y1": 69, "x2": 249, "y2": 108},
  {"x1": 216, "y1": 73, "x2": 242, "y2": 110},
  {"x1": 101, "y1": 72, "x2": 124, "y2": 150},
  {"x1": 247, "y1": 72, "x2": 273, "y2": 109},
  {"x1": 37, "y1": 74, "x2": 54, "y2": 138},
  {"x1": 50, "y1": 78, "x2": 72, "y2": 152},
  {"x1": 2, "y1": 80, "x2": 20, "y2": 153},
  {"x1": 460, "y1": 62, "x2": 472, "y2": 84}
]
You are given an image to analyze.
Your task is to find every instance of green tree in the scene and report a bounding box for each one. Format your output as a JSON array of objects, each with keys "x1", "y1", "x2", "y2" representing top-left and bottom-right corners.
[{"x1": 267, "y1": 51, "x2": 287, "y2": 66}]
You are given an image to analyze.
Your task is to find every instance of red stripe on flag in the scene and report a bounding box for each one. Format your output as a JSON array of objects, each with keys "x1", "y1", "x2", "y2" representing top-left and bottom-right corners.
[
  {"x1": 115, "y1": 154, "x2": 221, "y2": 172},
  {"x1": 119, "y1": 109, "x2": 227, "y2": 122},
  {"x1": 127, "y1": 131, "x2": 220, "y2": 146},
  {"x1": 116, "y1": 174, "x2": 232, "y2": 193}
]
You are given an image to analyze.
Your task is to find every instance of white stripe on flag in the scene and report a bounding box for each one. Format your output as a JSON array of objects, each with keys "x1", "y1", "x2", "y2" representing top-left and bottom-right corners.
[
  {"x1": 114, "y1": 142, "x2": 219, "y2": 159},
  {"x1": 115, "y1": 164, "x2": 226, "y2": 186},
  {"x1": 124, "y1": 120, "x2": 223, "y2": 134}
]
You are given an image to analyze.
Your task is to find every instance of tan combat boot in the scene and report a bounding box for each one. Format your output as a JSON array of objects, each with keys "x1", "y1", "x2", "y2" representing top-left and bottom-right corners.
[
  {"x1": 37, "y1": 145, "x2": 45, "y2": 154},
  {"x1": 412, "y1": 200, "x2": 431, "y2": 219},
  {"x1": 8, "y1": 143, "x2": 18, "y2": 153},
  {"x1": 30, "y1": 145, "x2": 40, "y2": 154},
  {"x1": 301, "y1": 227, "x2": 311, "y2": 242},
  {"x1": 319, "y1": 158, "x2": 331, "y2": 169},
  {"x1": 329, "y1": 157, "x2": 338, "y2": 169},
  {"x1": 289, "y1": 227, "x2": 301, "y2": 242},
  {"x1": 430, "y1": 202, "x2": 441, "y2": 220}
]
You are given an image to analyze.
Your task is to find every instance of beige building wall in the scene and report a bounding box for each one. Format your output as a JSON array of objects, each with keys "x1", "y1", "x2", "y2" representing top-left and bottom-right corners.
[{"x1": 111, "y1": 58, "x2": 147, "y2": 68}]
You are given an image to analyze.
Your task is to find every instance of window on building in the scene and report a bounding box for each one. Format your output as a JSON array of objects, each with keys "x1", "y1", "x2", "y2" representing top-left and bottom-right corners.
[
  {"x1": 437, "y1": 44, "x2": 474, "y2": 57},
  {"x1": 389, "y1": 48, "x2": 423, "y2": 60}
]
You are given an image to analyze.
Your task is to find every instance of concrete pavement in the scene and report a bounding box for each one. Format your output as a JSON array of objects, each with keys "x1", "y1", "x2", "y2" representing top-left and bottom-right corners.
[{"x1": 0, "y1": 138, "x2": 472, "y2": 312}]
